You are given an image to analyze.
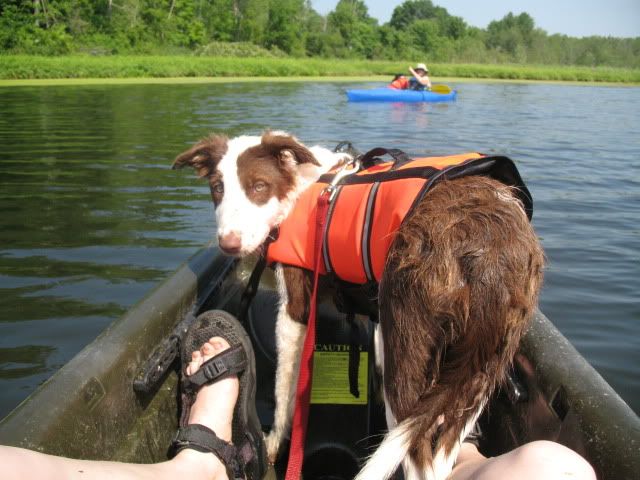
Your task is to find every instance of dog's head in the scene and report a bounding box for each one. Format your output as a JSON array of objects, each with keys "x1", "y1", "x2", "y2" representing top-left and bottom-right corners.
[{"x1": 173, "y1": 131, "x2": 324, "y2": 256}]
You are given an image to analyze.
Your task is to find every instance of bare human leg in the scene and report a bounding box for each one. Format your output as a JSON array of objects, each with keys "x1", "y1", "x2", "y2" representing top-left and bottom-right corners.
[
  {"x1": 1, "y1": 336, "x2": 239, "y2": 480},
  {"x1": 450, "y1": 441, "x2": 596, "y2": 480}
]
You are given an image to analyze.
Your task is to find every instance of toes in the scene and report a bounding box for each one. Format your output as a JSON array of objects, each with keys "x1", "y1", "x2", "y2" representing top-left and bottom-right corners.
[
  {"x1": 201, "y1": 341, "x2": 217, "y2": 358},
  {"x1": 199, "y1": 336, "x2": 231, "y2": 360},
  {"x1": 187, "y1": 350, "x2": 202, "y2": 376},
  {"x1": 209, "y1": 336, "x2": 231, "y2": 351},
  {"x1": 187, "y1": 337, "x2": 232, "y2": 376}
]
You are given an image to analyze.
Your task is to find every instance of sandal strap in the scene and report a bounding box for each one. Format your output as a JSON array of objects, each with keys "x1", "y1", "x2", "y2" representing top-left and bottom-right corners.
[
  {"x1": 182, "y1": 344, "x2": 247, "y2": 393},
  {"x1": 172, "y1": 424, "x2": 243, "y2": 480},
  {"x1": 237, "y1": 433, "x2": 260, "y2": 468}
]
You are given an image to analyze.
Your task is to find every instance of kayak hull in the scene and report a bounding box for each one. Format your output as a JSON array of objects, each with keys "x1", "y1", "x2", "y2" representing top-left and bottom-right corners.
[{"x1": 346, "y1": 87, "x2": 457, "y2": 103}]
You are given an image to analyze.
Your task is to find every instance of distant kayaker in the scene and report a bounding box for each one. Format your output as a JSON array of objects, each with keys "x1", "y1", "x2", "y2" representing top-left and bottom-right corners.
[
  {"x1": 388, "y1": 63, "x2": 432, "y2": 91},
  {"x1": 408, "y1": 62, "x2": 432, "y2": 91}
]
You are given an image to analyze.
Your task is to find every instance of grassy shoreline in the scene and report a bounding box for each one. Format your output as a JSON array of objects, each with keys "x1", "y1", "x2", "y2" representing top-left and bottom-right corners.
[
  {"x1": 1, "y1": 55, "x2": 639, "y2": 85},
  {"x1": 1, "y1": 75, "x2": 638, "y2": 88}
]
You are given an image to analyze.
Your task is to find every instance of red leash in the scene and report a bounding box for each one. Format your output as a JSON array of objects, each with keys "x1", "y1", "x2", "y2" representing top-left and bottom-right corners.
[
  {"x1": 284, "y1": 189, "x2": 331, "y2": 480},
  {"x1": 284, "y1": 158, "x2": 360, "y2": 479}
]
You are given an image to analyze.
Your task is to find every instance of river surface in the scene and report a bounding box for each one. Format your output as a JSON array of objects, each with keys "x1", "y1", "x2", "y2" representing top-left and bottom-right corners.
[{"x1": 0, "y1": 81, "x2": 638, "y2": 418}]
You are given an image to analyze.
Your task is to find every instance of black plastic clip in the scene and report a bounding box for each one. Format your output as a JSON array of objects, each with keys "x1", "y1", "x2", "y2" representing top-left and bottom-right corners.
[{"x1": 133, "y1": 313, "x2": 197, "y2": 394}]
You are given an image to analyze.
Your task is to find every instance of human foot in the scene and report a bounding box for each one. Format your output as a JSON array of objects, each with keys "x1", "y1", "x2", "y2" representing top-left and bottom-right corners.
[
  {"x1": 173, "y1": 337, "x2": 239, "y2": 479},
  {"x1": 175, "y1": 310, "x2": 267, "y2": 480},
  {"x1": 185, "y1": 337, "x2": 239, "y2": 442}
]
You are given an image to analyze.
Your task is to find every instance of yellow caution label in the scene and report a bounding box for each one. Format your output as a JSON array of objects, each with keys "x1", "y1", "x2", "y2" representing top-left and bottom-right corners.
[{"x1": 310, "y1": 346, "x2": 368, "y2": 405}]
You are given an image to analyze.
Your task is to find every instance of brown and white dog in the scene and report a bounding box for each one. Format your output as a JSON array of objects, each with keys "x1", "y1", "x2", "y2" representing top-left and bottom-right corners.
[{"x1": 173, "y1": 131, "x2": 544, "y2": 480}]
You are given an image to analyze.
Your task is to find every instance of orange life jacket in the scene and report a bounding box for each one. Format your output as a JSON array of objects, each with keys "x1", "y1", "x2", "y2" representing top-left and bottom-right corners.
[
  {"x1": 389, "y1": 76, "x2": 409, "y2": 90},
  {"x1": 266, "y1": 149, "x2": 531, "y2": 285}
]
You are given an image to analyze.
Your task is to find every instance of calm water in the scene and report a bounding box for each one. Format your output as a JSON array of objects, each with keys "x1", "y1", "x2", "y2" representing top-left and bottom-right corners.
[{"x1": 0, "y1": 81, "x2": 638, "y2": 418}]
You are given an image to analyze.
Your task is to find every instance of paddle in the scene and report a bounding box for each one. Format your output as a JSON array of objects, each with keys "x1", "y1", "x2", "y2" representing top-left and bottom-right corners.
[{"x1": 431, "y1": 84, "x2": 452, "y2": 94}]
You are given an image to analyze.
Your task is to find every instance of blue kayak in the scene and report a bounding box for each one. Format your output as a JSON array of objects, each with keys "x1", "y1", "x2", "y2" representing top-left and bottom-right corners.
[{"x1": 346, "y1": 87, "x2": 457, "y2": 103}]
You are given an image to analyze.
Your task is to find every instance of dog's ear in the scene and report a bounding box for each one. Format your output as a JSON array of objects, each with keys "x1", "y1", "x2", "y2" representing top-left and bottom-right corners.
[
  {"x1": 172, "y1": 134, "x2": 228, "y2": 177},
  {"x1": 261, "y1": 131, "x2": 321, "y2": 167}
]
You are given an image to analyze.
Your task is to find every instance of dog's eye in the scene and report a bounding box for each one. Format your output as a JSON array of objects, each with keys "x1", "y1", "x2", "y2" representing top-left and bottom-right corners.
[
  {"x1": 253, "y1": 181, "x2": 267, "y2": 192},
  {"x1": 212, "y1": 182, "x2": 224, "y2": 194}
]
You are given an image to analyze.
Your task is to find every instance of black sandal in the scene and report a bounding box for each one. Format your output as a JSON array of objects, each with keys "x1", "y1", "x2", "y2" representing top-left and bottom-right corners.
[{"x1": 171, "y1": 310, "x2": 267, "y2": 480}]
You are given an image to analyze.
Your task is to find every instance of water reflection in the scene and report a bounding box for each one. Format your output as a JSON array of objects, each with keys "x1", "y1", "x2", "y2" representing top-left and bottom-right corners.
[
  {"x1": 0, "y1": 346, "x2": 57, "y2": 379},
  {"x1": 387, "y1": 102, "x2": 431, "y2": 128}
]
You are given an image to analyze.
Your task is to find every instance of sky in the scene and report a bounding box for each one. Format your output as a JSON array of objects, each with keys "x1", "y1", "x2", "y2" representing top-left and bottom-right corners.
[{"x1": 310, "y1": 0, "x2": 640, "y2": 38}]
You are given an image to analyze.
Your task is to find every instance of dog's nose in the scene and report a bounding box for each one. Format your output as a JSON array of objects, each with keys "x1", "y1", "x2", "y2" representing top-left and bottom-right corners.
[{"x1": 219, "y1": 232, "x2": 242, "y2": 255}]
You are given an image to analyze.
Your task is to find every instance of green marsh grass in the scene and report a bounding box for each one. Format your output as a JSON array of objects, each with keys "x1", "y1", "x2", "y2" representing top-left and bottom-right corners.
[{"x1": 1, "y1": 55, "x2": 638, "y2": 84}]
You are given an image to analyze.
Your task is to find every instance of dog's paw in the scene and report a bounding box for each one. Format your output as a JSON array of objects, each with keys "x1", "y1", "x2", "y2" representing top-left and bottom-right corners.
[{"x1": 265, "y1": 431, "x2": 280, "y2": 465}]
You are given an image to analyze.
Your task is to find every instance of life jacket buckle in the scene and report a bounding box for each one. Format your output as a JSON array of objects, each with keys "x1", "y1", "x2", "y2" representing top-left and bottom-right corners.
[{"x1": 323, "y1": 159, "x2": 361, "y2": 202}]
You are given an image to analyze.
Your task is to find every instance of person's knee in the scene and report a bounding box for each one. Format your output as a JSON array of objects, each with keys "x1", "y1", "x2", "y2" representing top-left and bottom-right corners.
[{"x1": 513, "y1": 441, "x2": 596, "y2": 479}]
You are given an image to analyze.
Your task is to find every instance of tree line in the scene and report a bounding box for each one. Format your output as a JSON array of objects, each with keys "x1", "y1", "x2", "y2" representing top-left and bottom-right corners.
[{"x1": 1, "y1": 0, "x2": 638, "y2": 68}]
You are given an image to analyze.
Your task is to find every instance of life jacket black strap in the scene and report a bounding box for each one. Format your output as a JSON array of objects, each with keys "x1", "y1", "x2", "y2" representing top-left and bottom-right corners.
[
  {"x1": 346, "y1": 313, "x2": 360, "y2": 399},
  {"x1": 322, "y1": 186, "x2": 342, "y2": 275},
  {"x1": 238, "y1": 228, "x2": 279, "y2": 323},
  {"x1": 359, "y1": 147, "x2": 412, "y2": 170},
  {"x1": 405, "y1": 156, "x2": 533, "y2": 221}
]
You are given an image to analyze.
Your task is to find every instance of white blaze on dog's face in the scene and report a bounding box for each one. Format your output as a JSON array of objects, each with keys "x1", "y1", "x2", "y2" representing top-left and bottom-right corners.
[{"x1": 173, "y1": 131, "x2": 324, "y2": 256}]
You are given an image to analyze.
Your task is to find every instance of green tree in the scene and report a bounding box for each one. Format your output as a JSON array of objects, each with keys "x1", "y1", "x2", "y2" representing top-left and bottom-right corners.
[
  {"x1": 486, "y1": 12, "x2": 535, "y2": 57},
  {"x1": 389, "y1": 0, "x2": 438, "y2": 30},
  {"x1": 264, "y1": 0, "x2": 305, "y2": 55},
  {"x1": 441, "y1": 15, "x2": 466, "y2": 40},
  {"x1": 199, "y1": 0, "x2": 236, "y2": 42},
  {"x1": 0, "y1": 0, "x2": 73, "y2": 53},
  {"x1": 326, "y1": 0, "x2": 379, "y2": 58},
  {"x1": 234, "y1": 0, "x2": 269, "y2": 44},
  {"x1": 407, "y1": 18, "x2": 440, "y2": 54},
  {"x1": 304, "y1": 2, "x2": 329, "y2": 56},
  {"x1": 0, "y1": 0, "x2": 637, "y2": 68},
  {"x1": 140, "y1": 0, "x2": 206, "y2": 48}
]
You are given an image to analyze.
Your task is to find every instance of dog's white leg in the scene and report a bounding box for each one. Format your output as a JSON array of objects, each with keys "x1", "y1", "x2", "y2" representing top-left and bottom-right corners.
[
  {"x1": 374, "y1": 322, "x2": 384, "y2": 372},
  {"x1": 354, "y1": 418, "x2": 414, "y2": 480},
  {"x1": 374, "y1": 324, "x2": 398, "y2": 431},
  {"x1": 354, "y1": 323, "x2": 410, "y2": 480},
  {"x1": 428, "y1": 402, "x2": 486, "y2": 480},
  {"x1": 403, "y1": 457, "x2": 428, "y2": 480},
  {"x1": 377, "y1": 410, "x2": 483, "y2": 480},
  {"x1": 265, "y1": 264, "x2": 307, "y2": 463}
]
